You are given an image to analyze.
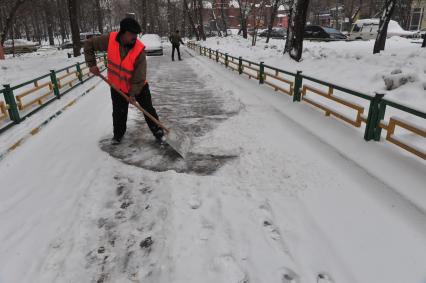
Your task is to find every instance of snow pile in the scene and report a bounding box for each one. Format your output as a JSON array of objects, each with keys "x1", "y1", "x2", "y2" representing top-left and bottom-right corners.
[{"x1": 383, "y1": 69, "x2": 417, "y2": 90}]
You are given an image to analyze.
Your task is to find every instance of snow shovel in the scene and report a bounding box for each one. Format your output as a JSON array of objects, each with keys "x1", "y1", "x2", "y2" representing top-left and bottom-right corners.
[{"x1": 99, "y1": 74, "x2": 191, "y2": 159}]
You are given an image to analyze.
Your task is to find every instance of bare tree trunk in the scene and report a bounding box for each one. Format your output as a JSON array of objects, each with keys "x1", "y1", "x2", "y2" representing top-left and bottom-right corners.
[
  {"x1": 211, "y1": 0, "x2": 222, "y2": 36},
  {"x1": 373, "y1": 0, "x2": 396, "y2": 54},
  {"x1": 0, "y1": 44, "x2": 4, "y2": 59},
  {"x1": 220, "y1": 0, "x2": 228, "y2": 36},
  {"x1": 181, "y1": 0, "x2": 187, "y2": 37},
  {"x1": 184, "y1": 0, "x2": 199, "y2": 40},
  {"x1": 45, "y1": 0, "x2": 55, "y2": 45},
  {"x1": 141, "y1": 0, "x2": 147, "y2": 33},
  {"x1": 56, "y1": 0, "x2": 67, "y2": 43},
  {"x1": 285, "y1": 0, "x2": 310, "y2": 61},
  {"x1": 237, "y1": 0, "x2": 250, "y2": 39},
  {"x1": 95, "y1": 0, "x2": 103, "y2": 33},
  {"x1": 197, "y1": 0, "x2": 206, "y2": 40},
  {"x1": 1, "y1": 0, "x2": 27, "y2": 46},
  {"x1": 68, "y1": 0, "x2": 81, "y2": 56},
  {"x1": 252, "y1": 2, "x2": 259, "y2": 46},
  {"x1": 23, "y1": 18, "x2": 31, "y2": 41},
  {"x1": 266, "y1": 0, "x2": 280, "y2": 43},
  {"x1": 167, "y1": 0, "x2": 172, "y2": 34}
]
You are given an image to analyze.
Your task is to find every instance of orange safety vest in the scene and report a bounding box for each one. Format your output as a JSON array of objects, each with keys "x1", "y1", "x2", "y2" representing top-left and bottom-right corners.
[{"x1": 107, "y1": 31, "x2": 146, "y2": 93}]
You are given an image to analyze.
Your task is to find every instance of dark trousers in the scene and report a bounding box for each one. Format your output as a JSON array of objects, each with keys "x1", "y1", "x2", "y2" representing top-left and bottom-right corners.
[
  {"x1": 111, "y1": 83, "x2": 161, "y2": 139},
  {"x1": 172, "y1": 44, "x2": 181, "y2": 60}
]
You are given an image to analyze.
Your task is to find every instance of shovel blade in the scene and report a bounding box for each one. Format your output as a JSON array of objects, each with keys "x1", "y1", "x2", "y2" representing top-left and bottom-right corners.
[{"x1": 165, "y1": 128, "x2": 191, "y2": 159}]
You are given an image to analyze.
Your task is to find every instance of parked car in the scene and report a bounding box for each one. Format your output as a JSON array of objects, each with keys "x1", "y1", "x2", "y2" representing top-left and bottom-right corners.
[
  {"x1": 258, "y1": 28, "x2": 287, "y2": 39},
  {"x1": 348, "y1": 19, "x2": 416, "y2": 40},
  {"x1": 304, "y1": 25, "x2": 347, "y2": 41},
  {"x1": 80, "y1": 32, "x2": 101, "y2": 42},
  {"x1": 3, "y1": 39, "x2": 38, "y2": 54},
  {"x1": 60, "y1": 41, "x2": 74, "y2": 49},
  {"x1": 60, "y1": 32, "x2": 102, "y2": 50},
  {"x1": 140, "y1": 34, "x2": 163, "y2": 56}
]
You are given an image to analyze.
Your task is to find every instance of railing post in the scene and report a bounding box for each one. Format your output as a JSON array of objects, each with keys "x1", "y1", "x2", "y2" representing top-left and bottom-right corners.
[
  {"x1": 2, "y1": 84, "x2": 21, "y2": 123},
  {"x1": 374, "y1": 100, "x2": 387, "y2": 141},
  {"x1": 364, "y1": 93, "x2": 385, "y2": 141},
  {"x1": 293, "y1": 71, "x2": 303, "y2": 102},
  {"x1": 199, "y1": 45, "x2": 202, "y2": 55},
  {"x1": 216, "y1": 50, "x2": 219, "y2": 62},
  {"x1": 238, "y1": 57, "x2": 243, "y2": 74},
  {"x1": 259, "y1": 61, "x2": 265, "y2": 84},
  {"x1": 50, "y1": 70, "x2": 61, "y2": 99},
  {"x1": 76, "y1": 62, "x2": 83, "y2": 82},
  {"x1": 209, "y1": 48, "x2": 212, "y2": 59},
  {"x1": 204, "y1": 47, "x2": 207, "y2": 56},
  {"x1": 225, "y1": 53, "x2": 229, "y2": 68}
]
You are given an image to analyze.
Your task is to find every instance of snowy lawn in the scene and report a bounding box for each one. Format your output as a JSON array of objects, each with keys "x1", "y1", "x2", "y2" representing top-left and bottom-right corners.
[{"x1": 0, "y1": 48, "x2": 82, "y2": 86}]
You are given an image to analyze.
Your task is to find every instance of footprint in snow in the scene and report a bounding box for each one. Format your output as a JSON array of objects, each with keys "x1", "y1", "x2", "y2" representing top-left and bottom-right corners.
[
  {"x1": 188, "y1": 193, "x2": 202, "y2": 209},
  {"x1": 279, "y1": 267, "x2": 299, "y2": 283},
  {"x1": 213, "y1": 255, "x2": 248, "y2": 283},
  {"x1": 317, "y1": 273, "x2": 334, "y2": 283}
]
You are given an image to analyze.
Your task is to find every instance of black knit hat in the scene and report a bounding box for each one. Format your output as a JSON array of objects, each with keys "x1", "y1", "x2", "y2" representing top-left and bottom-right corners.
[{"x1": 119, "y1": 17, "x2": 142, "y2": 34}]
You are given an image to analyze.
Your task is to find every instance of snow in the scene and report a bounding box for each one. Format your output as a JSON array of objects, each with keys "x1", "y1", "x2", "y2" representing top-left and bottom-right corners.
[
  {"x1": 0, "y1": 48, "x2": 82, "y2": 86},
  {"x1": 229, "y1": 0, "x2": 239, "y2": 8},
  {"x1": 0, "y1": 44, "x2": 426, "y2": 283}
]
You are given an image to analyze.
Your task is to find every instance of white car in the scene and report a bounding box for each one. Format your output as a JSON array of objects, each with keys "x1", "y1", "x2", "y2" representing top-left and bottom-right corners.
[
  {"x1": 140, "y1": 34, "x2": 163, "y2": 56},
  {"x1": 3, "y1": 39, "x2": 38, "y2": 54},
  {"x1": 348, "y1": 19, "x2": 416, "y2": 40}
]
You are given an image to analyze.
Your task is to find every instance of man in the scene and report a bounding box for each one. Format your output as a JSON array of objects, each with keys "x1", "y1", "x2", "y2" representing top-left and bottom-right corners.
[
  {"x1": 84, "y1": 17, "x2": 164, "y2": 145},
  {"x1": 169, "y1": 30, "x2": 184, "y2": 61}
]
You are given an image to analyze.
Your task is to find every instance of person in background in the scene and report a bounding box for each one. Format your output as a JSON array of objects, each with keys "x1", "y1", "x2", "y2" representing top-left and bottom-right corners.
[{"x1": 169, "y1": 30, "x2": 184, "y2": 61}]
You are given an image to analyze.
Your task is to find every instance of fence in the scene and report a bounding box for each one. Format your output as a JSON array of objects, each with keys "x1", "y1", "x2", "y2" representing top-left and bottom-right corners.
[
  {"x1": 187, "y1": 42, "x2": 426, "y2": 161},
  {"x1": 0, "y1": 54, "x2": 107, "y2": 134}
]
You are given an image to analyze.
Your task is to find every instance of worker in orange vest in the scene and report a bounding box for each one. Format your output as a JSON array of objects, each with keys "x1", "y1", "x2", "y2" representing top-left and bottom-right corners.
[{"x1": 84, "y1": 18, "x2": 164, "y2": 145}]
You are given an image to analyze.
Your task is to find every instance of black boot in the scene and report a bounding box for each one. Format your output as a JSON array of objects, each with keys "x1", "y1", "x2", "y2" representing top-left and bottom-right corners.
[{"x1": 111, "y1": 136, "x2": 122, "y2": 145}]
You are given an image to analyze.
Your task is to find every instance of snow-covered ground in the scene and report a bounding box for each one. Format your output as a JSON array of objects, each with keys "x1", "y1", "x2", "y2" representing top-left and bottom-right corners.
[{"x1": 0, "y1": 45, "x2": 425, "y2": 283}]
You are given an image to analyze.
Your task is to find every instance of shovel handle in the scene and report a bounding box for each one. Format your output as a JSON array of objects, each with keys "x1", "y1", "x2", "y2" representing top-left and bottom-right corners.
[{"x1": 98, "y1": 73, "x2": 170, "y2": 133}]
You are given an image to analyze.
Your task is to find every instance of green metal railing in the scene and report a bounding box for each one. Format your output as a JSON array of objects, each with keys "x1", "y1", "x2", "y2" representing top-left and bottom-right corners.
[
  {"x1": 187, "y1": 42, "x2": 426, "y2": 160},
  {"x1": 0, "y1": 54, "x2": 106, "y2": 134}
]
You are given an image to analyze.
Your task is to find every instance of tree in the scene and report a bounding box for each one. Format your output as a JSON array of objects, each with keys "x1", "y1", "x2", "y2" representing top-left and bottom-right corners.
[
  {"x1": 68, "y1": 0, "x2": 81, "y2": 57},
  {"x1": 184, "y1": 0, "x2": 200, "y2": 40},
  {"x1": 211, "y1": 0, "x2": 222, "y2": 36},
  {"x1": 373, "y1": 0, "x2": 397, "y2": 54},
  {"x1": 95, "y1": 0, "x2": 103, "y2": 34},
  {"x1": 251, "y1": 0, "x2": 266, "y2": 46},
  {"x1": 1, "y1": 0, "x2": 26, "y2": 46},
  {"x1": 266, "y1": 0, "x2": 281, "y2": 43},
  {"x1": 220, "y1": 0, "x2": 228, "y2": 36},
  {"x1": 284, "y1": 0, "x2": 310, "y2": 61},
  {"x1": 237, "y1": 0, "x2": 252, "y2": 39},
  {"x1": 196, "y1": 0, "x2": 206, "y2": 40},
  {"x1": 44, "y1": 0, "x2": 55, "y2": 45}
]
